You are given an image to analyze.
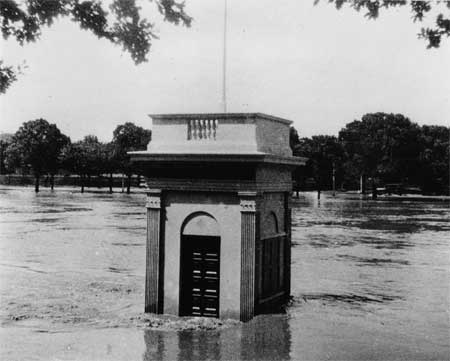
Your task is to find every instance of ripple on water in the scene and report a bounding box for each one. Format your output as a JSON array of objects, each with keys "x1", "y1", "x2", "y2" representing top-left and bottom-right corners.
[
  {"x1": 298, "y1": 233, "x2": 357, "y2": 248},
  {"x1": 107, "y1": 266, "x2": 131, "y2": 274},
  {"x1": 336, "y1": 255, "x2": 410, "y2": 266},
  {"x1": 29, "y1": 218, "x2": 61, "y2": 223},
  {"x1": 294, "y1": 292, "x2": 403, "y2": 306},
  {"x1": 356, "y1": 235, "x2": 414, "y2": 249},
  {"x1": 111, "y1": 242, "x2": 144, "y2": 247},
  {"x1": 112, "y1": 212, "x2": 145, "y2": 217}
]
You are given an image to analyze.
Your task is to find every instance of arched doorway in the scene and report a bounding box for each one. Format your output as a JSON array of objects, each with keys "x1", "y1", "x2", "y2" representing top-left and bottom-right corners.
[
  {"x1": 179, "y1": 213, "x2": 221, "y2": 317},
  {"x1": 256, "y1": 211, "x2": 287, "y2": 313}
]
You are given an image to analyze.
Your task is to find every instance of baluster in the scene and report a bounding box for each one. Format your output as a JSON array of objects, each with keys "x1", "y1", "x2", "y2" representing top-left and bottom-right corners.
[
  {"x1": 202, "y1": 119, "x2": 207, "y2": 139},
  {"x1": 207, "y1": 119, "x2": 212, "y2": 139},
  {"x1": 213, "y1": 119, "x2": 218, "y2": 140},
  {"x1": 193, "y1": 119, "x2": 198, "y2": 140},
  {"x1": 187, "y1": 120, "x2": 192, "y2": 140}
]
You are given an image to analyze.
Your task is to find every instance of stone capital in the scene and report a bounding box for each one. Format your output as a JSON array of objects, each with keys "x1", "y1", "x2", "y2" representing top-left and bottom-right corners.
[
  {"x1": 146, "y1": 189, "x2": 161, "y2": 209},
  {"x1": 238, "y1": 191, "x2": 257, "y2": 213}
]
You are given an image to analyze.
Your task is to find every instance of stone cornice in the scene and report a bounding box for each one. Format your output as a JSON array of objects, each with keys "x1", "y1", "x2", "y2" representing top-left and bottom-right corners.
[
  {"x1": 130, "y1": 152, "x2": 306, "y2": 166},
  {"x1": 148, "y1": 113, "x2": 293, "y2": 125},
  {"x1": 145, "y1": 178, "x2": 293, "y2": 193}
]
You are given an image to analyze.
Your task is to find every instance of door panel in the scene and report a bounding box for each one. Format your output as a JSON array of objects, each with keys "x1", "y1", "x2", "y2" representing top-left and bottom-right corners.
[{"x1": 180, "y1": 236, "x2": 220, "y2": 317}]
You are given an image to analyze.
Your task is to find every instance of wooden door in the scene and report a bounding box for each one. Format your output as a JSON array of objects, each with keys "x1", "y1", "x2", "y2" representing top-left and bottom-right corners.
[{"x1": 180, "y1": 235, "x2": 220, "y2": 317}]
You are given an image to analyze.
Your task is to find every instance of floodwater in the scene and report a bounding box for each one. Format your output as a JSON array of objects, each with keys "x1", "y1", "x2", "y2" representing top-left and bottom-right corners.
[{"x1": 0, "y1": 186, "x2": 449, "y2": 361}]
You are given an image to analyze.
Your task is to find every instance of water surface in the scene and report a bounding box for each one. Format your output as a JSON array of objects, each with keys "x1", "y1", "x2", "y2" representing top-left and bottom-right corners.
[{"x1": 0, "y1": 187, "x2": 449, "y2": 360}]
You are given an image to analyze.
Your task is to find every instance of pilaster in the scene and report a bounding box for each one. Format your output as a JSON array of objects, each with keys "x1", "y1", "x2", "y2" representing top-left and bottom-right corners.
[
  {"x1": 239, "y1": 191, "x2": 257, "y2": 322},
  {"x1": 284, "y1": 192, "x2": 292, "y2": 300},
  {"x1": 145, "y1": 189, "x2": 163, "y2": 313}
]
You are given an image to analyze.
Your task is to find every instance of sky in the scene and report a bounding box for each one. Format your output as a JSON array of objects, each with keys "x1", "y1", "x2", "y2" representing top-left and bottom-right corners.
[{"x1": 0, "y1": 0, "x2": 449, "y2": 142}]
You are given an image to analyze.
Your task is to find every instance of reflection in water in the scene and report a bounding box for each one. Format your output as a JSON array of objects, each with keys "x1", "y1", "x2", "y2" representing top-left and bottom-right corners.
[
  {"x1": 143, "y1": 332, "x2": 165, "y2": 361},
  {"x1": 240, "y1": 315, "x2": 291, "y2": 361},
  {"x1": 142, "y1": 315, "x2": 291, "y2": 361}
]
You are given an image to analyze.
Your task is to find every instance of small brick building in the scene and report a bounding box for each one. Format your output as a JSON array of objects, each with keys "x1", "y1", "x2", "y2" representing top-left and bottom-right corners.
[{"x1": 130, "y1": 113, "x2": 305, "y2": 321}]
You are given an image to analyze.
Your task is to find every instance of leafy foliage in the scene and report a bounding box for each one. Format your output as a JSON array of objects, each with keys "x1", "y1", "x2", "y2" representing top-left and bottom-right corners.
[
  {"x1": 318, "y1": 0, "x2": 450, "y2": 48},
  {"x1": 293, "y1": 135, "x2": 344, "y2": 190},
  {"x1": 113, "y1": 121, "x2": 151, "y2": 162},
  {"x1": 0, "y1": 0, "x2": 192, "y2": 92},
  {"x1": 2, "y1": 116, "x2": 447, "y2": 195},
  {"x1": 0, "y1": 133, "x2": 13, "y2": 173},
  {"x1": 292, "y1": 113, "x2": 449, "y2": 194},
  {"x1": 62, "y1": 135, "x2": 103, "y2": 178},
  {"x1": 338, "y1": 113, "x2": 422, "y2": 184},
  {"x1": 5, "y1": 118, "x2": 69, "y2": 191},
  {"x1": 289, "y1": 126, "x2": 300, "y2": 151},
  {"x1": 112, "y1": 122, "x2": 151, "y2": 193},
  {"x1": 417, "y1": 125, "x2": 449, "y2": 193},
  {"x1": 61, "y1": 135, "x2": 119, "y2": 192},
  {"x1": 0, "y1": 61, "x2": 17, "y2": 94}
]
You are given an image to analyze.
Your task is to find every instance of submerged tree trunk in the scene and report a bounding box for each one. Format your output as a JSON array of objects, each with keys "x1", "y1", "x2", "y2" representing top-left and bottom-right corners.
[
  {"x1": 332, "y1": 163, "x2": 336, "y2": 197},
  {"x1": 50, "y1": 174, "x2": 55, "y2": 191},
  {"x1": 34, "y1": 174, "x2": 40, "y2": 193},
  {"x1": 121, "y1": 174, "x2": 125, "y2": 193},
  {"x1": 80, "y1": 175, "x2": 85, "y2": 193},
  {"x1": 109, "y1": 173, "x2": 113, "y2": 194},
  {"x1": 360, "y1": 174, "x2": 366, "y2": 195},
  {"x1": 317, "y1": 176, "x2": 321, "y2": 200},
  {"x1": 126, "y1": 174, "x2": 131, "y2": 194},
  {"x1": 371, "y1": 178, "x2": 377, "y2": 200}
]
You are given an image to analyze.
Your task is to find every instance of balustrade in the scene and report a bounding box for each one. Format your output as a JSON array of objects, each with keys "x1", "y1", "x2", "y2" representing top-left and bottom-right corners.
[{"x1": 187, "y1": 119, "x2": 218, "y2": 140}]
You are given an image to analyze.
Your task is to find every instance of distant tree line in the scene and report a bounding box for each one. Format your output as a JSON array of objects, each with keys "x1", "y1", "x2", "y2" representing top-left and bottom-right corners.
[
  {"x1": 1, "y1": 112, "x2": 448, "y2": 196},
  {"x1": 0, "y1": 119, "x2": 151, "y2": 193},
  {"x1": 291, "y1": 113, "x2": 449, "y2": 197}
]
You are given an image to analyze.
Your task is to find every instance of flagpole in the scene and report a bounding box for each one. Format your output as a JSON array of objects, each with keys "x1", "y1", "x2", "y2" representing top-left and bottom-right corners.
[{"x1": 222, "y1": 0, "x2": 227, "y2": 113}]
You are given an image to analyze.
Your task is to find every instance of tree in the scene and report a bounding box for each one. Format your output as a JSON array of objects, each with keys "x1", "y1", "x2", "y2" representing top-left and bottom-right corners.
[
  {"x1": 112, "y1": 122, "x2": 151, "y2": 194},
  {"x1": 0, "y1": 0, "x2": 192, "y2": 93},
  {"x1": 294, "y1": 135, "x2": 344, "y2": 198},
  {"x1": 0, "y1": 133, "x2": 13, "y2": 174},
  {"x1": 417, "y1": 125, "x2": 449, "y2": 194},
  {"x1": 61, "y1": 142, "x2": 86, "y2": 193},
  {"x1": 62, "y1": 135, "x2": 104, "y2": 193},
  {"x1": 289, "y1": 126, "x2": 303, "y2": 195},
  {"x1": 318, "y1": 0, "x2": 450, "y2": 48},
  {"x1": 100, "y1": 141, "x2": 120, "y2": 194},
  {"x1": 46, "y1": 134, "x2": 70, "y2": 191},
  {"x1": 289, "y1": 126, "x2": 300, "y2": 151},
  {"x1": 6, "y1": 119, "x2": 68, "y2": 192},
  {"x1": 339, "y1": 113, "x2": 422, "y2": 197},
  {"x1": 0, "y1": 61, "x2": 17, "y2": 94}
]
